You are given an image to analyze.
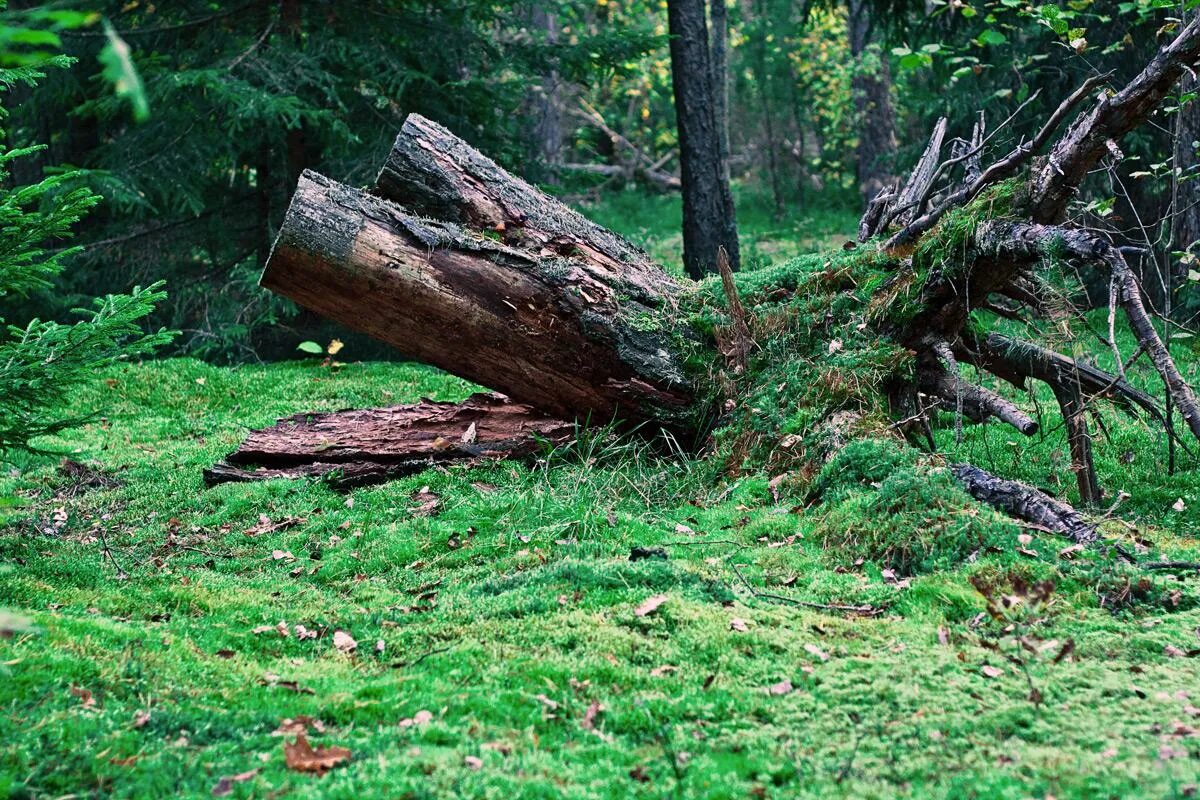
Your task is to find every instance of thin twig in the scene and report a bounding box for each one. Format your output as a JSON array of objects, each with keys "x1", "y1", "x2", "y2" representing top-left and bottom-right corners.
[
  {"x1": 96, "y1": 527, "x2": 129, "y2": 580},
  {"x1": 728, "y1": 559, "x2": 885, "y2": 616}
]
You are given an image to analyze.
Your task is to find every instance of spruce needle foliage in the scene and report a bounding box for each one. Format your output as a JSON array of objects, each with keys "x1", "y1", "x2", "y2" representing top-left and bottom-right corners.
[{"x1": 0, "y1": 55, "x2": 171, "y2": 454}]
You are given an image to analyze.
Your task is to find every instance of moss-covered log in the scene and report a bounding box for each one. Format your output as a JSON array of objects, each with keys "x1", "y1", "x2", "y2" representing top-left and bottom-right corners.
[{"x1": 250, "y1": 19, "x2": 1200, "y2": 542}]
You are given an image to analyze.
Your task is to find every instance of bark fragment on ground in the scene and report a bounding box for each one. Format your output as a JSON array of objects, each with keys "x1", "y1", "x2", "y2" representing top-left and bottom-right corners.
[
  {"x1": 205, "y1": 393, "x2": 572, "y2": 489},
  {"x1": 952, "y1": 464, "x2": 1098, "y2": 544}
]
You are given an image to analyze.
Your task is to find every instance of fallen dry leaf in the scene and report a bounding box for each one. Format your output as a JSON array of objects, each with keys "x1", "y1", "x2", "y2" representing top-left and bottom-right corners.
[
  {"x1": 274, "y1": 716, "x2": 326, "y2": 736},
  {"x1": 1059, "y1": 543, "x2": 1086, "y2": 559},
  {"x1": 258, "y1": 675, "x2": 315, "y2": 695},
  {"x1": 399, "y1": 709, "x2": 434, "y2": 728},
  {"x1": 410, "y1": 487, "x2": 441, "y2": 517},
  {"x1": 581, "y1": 700, "x2": 603, "y2": 730},
  {"x1": 635, "y1": 594, "x2": 668, "y2": 617},
  {"x1": 803, "y1": 643, "x2": 829, "y2": 662},
  {"x1": 283, "y1": 732, "x2": 351, "y2": 775},
  {"x1": 333, "y1": 630, "x2": 357, "y2": 654},
  {"x1": 212, "y1": 769, "x2": 259, "y2": 796},
  {"x1": 981, "y1": 665, "x2": 1004, "y2": 678},
  {"x1": 247, "y1": 515, "x2": 306, "y2": 537},
  {"x1": 69, "y1": 685, "x2": 96, "y2": 708}
]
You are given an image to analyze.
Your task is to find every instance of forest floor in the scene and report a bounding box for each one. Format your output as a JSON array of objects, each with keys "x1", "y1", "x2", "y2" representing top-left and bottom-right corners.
[{"x1": 3, "y1": 199, "x2": 1200, "y2": 798}]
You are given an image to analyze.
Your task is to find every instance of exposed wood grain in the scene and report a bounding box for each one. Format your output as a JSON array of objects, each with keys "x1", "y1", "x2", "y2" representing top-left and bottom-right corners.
[
  {"x1": 262, "y1": 171, "x2": 696, "y2": 429},
  {"x1": 206, "y1": 393, "x2": 573, "y2": 488}
]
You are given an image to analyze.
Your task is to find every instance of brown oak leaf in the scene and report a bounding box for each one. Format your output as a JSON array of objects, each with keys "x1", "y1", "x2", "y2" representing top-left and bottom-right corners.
[{"x1": 283, "y1": 732, "x2": 351, "y2": 775}]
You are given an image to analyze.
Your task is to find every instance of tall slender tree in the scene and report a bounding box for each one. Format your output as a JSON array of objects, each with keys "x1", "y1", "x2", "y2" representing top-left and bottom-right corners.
[
  {"x1": 1173, "y1": 7, "x2": 1200, "y2": 302},
  {"x1": 847, "y1": 0, "x2": 897, "y2": 205},
  {"x1": 667, "y1": 0, "x2": 739, "y2": 278},
  {"x1": 526, "y1": 1, "x2": 564, "y2": 182},
  {"x1": 709, "y1": 0, "x2": 731, "y2": 183}
]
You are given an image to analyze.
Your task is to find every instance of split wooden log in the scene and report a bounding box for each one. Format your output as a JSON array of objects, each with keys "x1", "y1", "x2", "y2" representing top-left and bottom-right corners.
[
  {"x1": 262, "y1": 170, "x2": 695, "y2": 431},
  {"x1": 205, "y1": 393, "x2": 573, "y2": 489}
]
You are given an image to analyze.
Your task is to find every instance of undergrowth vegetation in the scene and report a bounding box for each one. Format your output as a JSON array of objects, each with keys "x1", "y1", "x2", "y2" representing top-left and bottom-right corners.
[{"x1": 1, "y1": 349, "x2": 1198, "y2": 798}]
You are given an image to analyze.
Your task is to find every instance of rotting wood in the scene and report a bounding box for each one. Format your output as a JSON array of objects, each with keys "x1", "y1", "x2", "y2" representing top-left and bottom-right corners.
[{"x1": 206, "y1": 393, "x2": 573, "y2": 489}]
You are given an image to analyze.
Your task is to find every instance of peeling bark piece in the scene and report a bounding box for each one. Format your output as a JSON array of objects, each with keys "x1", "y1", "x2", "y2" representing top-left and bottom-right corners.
[
  {"x1": 952, "y1": 463, "x2": 1097, "y2": 544},
  {"x1": 263, "y1": 170, "x2": 695, "y2": 430},
  {"x1": 206, "y1": 394, "x2": 573, "y2": 488}
]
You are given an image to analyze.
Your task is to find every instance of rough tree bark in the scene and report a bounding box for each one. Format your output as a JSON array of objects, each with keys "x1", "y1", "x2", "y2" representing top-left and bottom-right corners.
[
  {"x1": 709, "y1": 0, "x2": 732, "y2": 187},
  {"x1": 666, "y1": 0, "x2": 740, "y2": 277},
  {"x1": 848, "y1": 0, "x2": 898, "y2": 206},
  {"x1": 207, "y1": 394, "x2": 572, "y2": 488},
  {"x1": 267, "y1": 115, "x2": 694, "y2": 431}
]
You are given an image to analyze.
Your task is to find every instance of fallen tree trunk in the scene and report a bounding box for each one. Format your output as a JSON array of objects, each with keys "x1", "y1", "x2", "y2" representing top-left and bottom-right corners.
[
  {"x1": 206, "y1": 393, "x2": 572, "y2": 489},
  {"x1": 262, "y1": 114, "x2": 701, "y2": 432},
  {"x1": 243, "y1": 20, "x2": 1200, "y2": 542}
]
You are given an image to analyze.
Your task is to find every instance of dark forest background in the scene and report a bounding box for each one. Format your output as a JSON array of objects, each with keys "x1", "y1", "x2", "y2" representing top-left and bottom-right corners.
[{"x1": 3, "y1": 0, "x2": 1195, "y2": 361}]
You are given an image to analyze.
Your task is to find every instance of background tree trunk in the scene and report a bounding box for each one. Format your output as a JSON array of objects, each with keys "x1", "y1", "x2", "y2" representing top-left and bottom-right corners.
[
  {"x1": 848, "y1": 0, "x2": 898, "y2": 206},
  {"x1": 709, "y1": 0, "x2": 732, "y2": 185},
  {"x1": 751, "y1": 0, "x2": 787, "y2": 218},
  {"x1": 526, "y1": 2, "x2": 563, "y2": 183},
  {"x1": 282, "y1": 0, "x2": 309, "y2": 198},
  {"x1": 1173, "y1": 10, "x2": 1200, "y2": 300},
  {"x1": 667, "y1": 0, "x2": 740, "y2": 278}
]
